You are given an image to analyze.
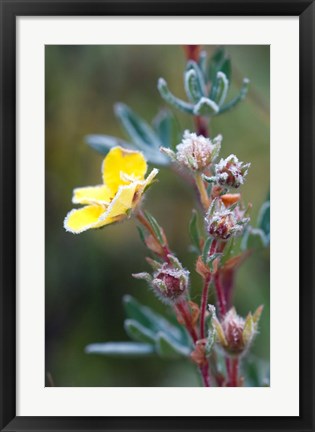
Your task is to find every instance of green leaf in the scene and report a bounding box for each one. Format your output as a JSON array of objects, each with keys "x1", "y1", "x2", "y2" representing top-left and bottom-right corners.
[
  {"x1": 123, "y1": 295, "x2": 154, "y2": 329},
  {"x1": 213, "y1": 72, "x2": 229, "y2": 107},
  {"x1": 85, "y1": 342, "x2": 155, "y2": 357},
  {"x1": 202, "y1": 237, "x2": 213, "y2": 264},
  {"x1": 198, "y1": 50, "x2": 208, "y2": 79},
  {"x1": 257, "y1": 200, "x2": 270, "y2": 243},
  {"x1": 185, "y1": 60, "x2": 206, "y2": 101},
  {"x1": 184, "y1": 69, "x2": 202, "y2": 103},
  {"x1": 85, "y1": 134, "x2": 132, "y2": 155},
  {"x1": 209, "y1": 47, "x2": 225, "y2": 83},
  {"x1": 114, "y1": 103, "x2": 162, "y2": 150},
  {"x1": 218, "y1": 78, "x2": 250, "y2": 115},
  {"x1": 156, "y1": 332, "x2": 191, "y2": 359},
  {"x1": 242, "y1": 355, "x2": 270, "y2": 387},
  {"x1": 157, "y1": 78, "x2": 195, "y2": 114},
  {"x1": 124, "y1": 319, "x2": 156, "y2": 344},
  {"x1": 241, "y1": 227, "x2": 268, "y2": 251},
  {"x1": 143, "y1": 211, "x2": 164, "y2": 244},
  {"x1": 189, "y1": 210, "x2": 201, "y2": 252},
  {"x1": 206, "y1": 253, "x2": 222, "y2": 272},
  {"x1": 153, "y1": 109, "x2": 176, "y2": 149},
  {"x1": 136, "y1": 225, "x2": 146, "y2": 245},
  {"x1": 220, "y1": 57, "x2": 232, "y2": 83},
  {"x1": 193, "y1": 97, "x2": 219, "y2": 116},
  {"x1": 123, "y1": 295, "x2": 185, "y2": 344}
]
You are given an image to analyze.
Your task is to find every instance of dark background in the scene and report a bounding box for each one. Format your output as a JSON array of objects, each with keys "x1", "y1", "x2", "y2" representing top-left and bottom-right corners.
[{"x1": 45, "y1": 45, "x2": 270, "y2": 386}]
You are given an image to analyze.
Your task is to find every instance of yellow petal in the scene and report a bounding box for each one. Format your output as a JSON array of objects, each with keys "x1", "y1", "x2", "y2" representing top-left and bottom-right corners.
[
  {"x1": 132, "y1": 168, "x2": 159, "y2": 206},
  {"x1": 100, "y1": 182, "x2": 139, "y2": 223},
  {"x1": 72, "y1": 185, "x2": 113, "y2": 205},
  {"x1": 64, "y1": 205, "x2": 114, "y2": 234},
  {"x1": 102, "y1": 146, "x2": 147, "y2": 194},
  {"x1": 140, "y1": 168, "x2": 159, "y2": 191}
]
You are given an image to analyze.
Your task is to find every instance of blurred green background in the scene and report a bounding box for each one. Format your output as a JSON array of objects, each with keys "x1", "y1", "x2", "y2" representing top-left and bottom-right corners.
[{"x1": 45, "y1": 45, "x2": 270, "y2": 387}]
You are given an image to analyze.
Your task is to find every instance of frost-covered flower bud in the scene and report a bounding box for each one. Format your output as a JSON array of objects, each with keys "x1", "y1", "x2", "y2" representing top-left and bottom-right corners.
[
  {"x1": 211, "y1": 305, "x2": 263, "y2": 357},
  {"x1": 206, "y1": 199, "x2": 249, "y2": 241},
  {"x1": 161, "y1": 130, "x2": 222, "y2": 172},
  {"x1": 152, "y1": 262, "x2": 189, "y2": 303},
  {"x1": 133, "y1": 254, "x2": 189, "y2": 304},
  {"x1": 214, "y1": 155, "x2": 250, "y2": 188}
]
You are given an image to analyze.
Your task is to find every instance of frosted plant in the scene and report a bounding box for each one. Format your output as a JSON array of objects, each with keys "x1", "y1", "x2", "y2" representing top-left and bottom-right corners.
[{"x1": 65, "y1": 46, "x2": 270, "y2": 387}]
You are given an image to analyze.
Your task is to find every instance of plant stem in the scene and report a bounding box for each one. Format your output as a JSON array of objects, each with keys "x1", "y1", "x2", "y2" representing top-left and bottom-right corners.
[
  {"x1": 176, "y1": 301, "x2": 211, "y2": 387},
  {"x1": 199, "y1": 274, "x2": 211, "y2": 340},
  {"x1": 195, "y1": 115, "x2": 209, "y2": 137},
  {"x1": 183, "y1": 45, "x2": 201, "y2": 62},
  {"x1": 230, "y1": 358, "x2": 239, "y2": 387},
  {"x1": 214, "y1": 271, "x2": 227, "y2": 318},
  {"x1": 176, "y1": 301, "x2": 198, "y2": 343},
  {"x1": 200, "y1": 364, "x2": 211, "y2": 387},
  {"x1": 136, "y1": 210, "x2": 171, "y2": 262},
  {"x1": 195, "y1": 174, "x2": 210, "y2": 210}
]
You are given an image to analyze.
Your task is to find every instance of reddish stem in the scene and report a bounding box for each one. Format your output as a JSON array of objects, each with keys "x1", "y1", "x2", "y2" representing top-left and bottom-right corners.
[
  {"x1": 230, "y1": 358, "x2": 239, "y2": 387},
  {"x1": 183, "y1": 45, "x2": 201, "y2": 62},
  {"x1": 214, "y1": 271, "x2": 227, "y2": 319},
  {"x1": 199, "y1": 239, "x2": 217, "y2": 339},
  {"x1": 195, "y1": 116, "x2": 209, "y2": 137},
  {"x1": 200, "y1": 364, "x2": 211, "y2": 387},
  {"x1": 176, "y1": 301, "x2": 211, "y2": 387},
  {"x1": 176, "y1": 301, "x2": 198, "y2": 343},
  {"x1": 199, "y1": 274, "x2": 211, "y2": 340}
]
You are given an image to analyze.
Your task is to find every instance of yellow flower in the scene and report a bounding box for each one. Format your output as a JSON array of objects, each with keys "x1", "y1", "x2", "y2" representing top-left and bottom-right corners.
[{"x1": 64, "y1": 146, "x2": 158, "y2": 234}]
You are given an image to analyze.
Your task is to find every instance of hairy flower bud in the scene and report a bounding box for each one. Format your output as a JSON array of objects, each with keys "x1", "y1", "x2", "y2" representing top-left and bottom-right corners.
[
  {"x1": 133, "y1": 254, "x2": 189, "y2": 305},
  {"x1": 206, "y1": 199, "x2": 249, "y2": 241},
  {"x1": 210, "y1": 305, "x2": 263, "y2": 357},
  {"x1": 152, "y1": 263, "x2": 189, "y2": 303},
  {"x1": 161, "y1": 130, "x2": 222, "y2": 172},
  {"x1": 214, "y1": 155, "x2": 250, "y2": 188}
]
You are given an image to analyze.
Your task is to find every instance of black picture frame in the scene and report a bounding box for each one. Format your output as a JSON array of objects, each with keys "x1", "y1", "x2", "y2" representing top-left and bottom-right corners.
[{"x1": 0, "y1": 1, "x2": 314, "y2": 431}]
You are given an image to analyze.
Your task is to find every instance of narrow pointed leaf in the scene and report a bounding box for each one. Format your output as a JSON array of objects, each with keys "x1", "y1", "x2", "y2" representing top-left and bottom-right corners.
[
  {"x1": 156, "y1": 332, "x2": 191, "y2": 359},
  {"x1": 184, "y1": 69, "x2": 202, "y2": 102},
  {"x1": 143, "y1": 211, "x2": 164, "y2": 244},
  {"x1": 124, "y1": 319, "x2": 156, "y2": 344},
  {"x1": 136, "y1": 225, "x2": 146, "y2": 245},
  {"x1": 114, "y1": 103, "x2": 162, "y2": 150},
  {"x1": 209, "y1": 47, "x2": 225, "y2": 84},
  {"x1": 242, "y1": 313, "x2": 254, "y2": 345},
  {"x1": 85, "y1": 134, "x2": 133, "y2": 155},
  {"x1": 253, "y1": 305, "x2": 264, "y2": 324},
  {"x1": 220, "y1": 57, "x2": 232, "y2": 82},
  {"x1": 202, "y1": 237, "x2": 213, "y2": 263},
  {"x1": 123, "y1": 295, "x2": 184, "y2": 343},
  {"x1": 157, "y1": 78, "x2": 195, "y2": 114},
  {"x1": 198, "y1": 50, "x2": 208, "y2": 79},
  {"x1": 153, "y1": 109, "x2": 176, "y2": 149},
  {"x1": 213, "y1": 72, "x2": 229, "y2": 106},
  {"x1": 221, "y1": 238, "x2": 235, "y2": 265},
  {"x1": 189, "y1": 210, "x2": 201, "y2": 252},
  {"x1": 218, "y1": 78, "x2": 250, "y2": 115},
  {"x1": 85, "y1": 342, "x2": 155, "y2": 357},
  {"x1": 185, "y1": 60, "x2": 207, "y2": 100}
]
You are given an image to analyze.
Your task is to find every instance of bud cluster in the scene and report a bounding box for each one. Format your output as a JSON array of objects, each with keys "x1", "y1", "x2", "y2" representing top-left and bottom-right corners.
[
  {"x1": 161, "y1": 130, "x2": 222, "y2": 172},
  {"x1": 205, "y1": 199, "x2": 249, "y2": 241},
  {"x1": 133, "y1": 254, "x2": 189, "y2": 305},
  {"x1": 210, "y1": 305, "x2": 263, "y2": 357}
]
